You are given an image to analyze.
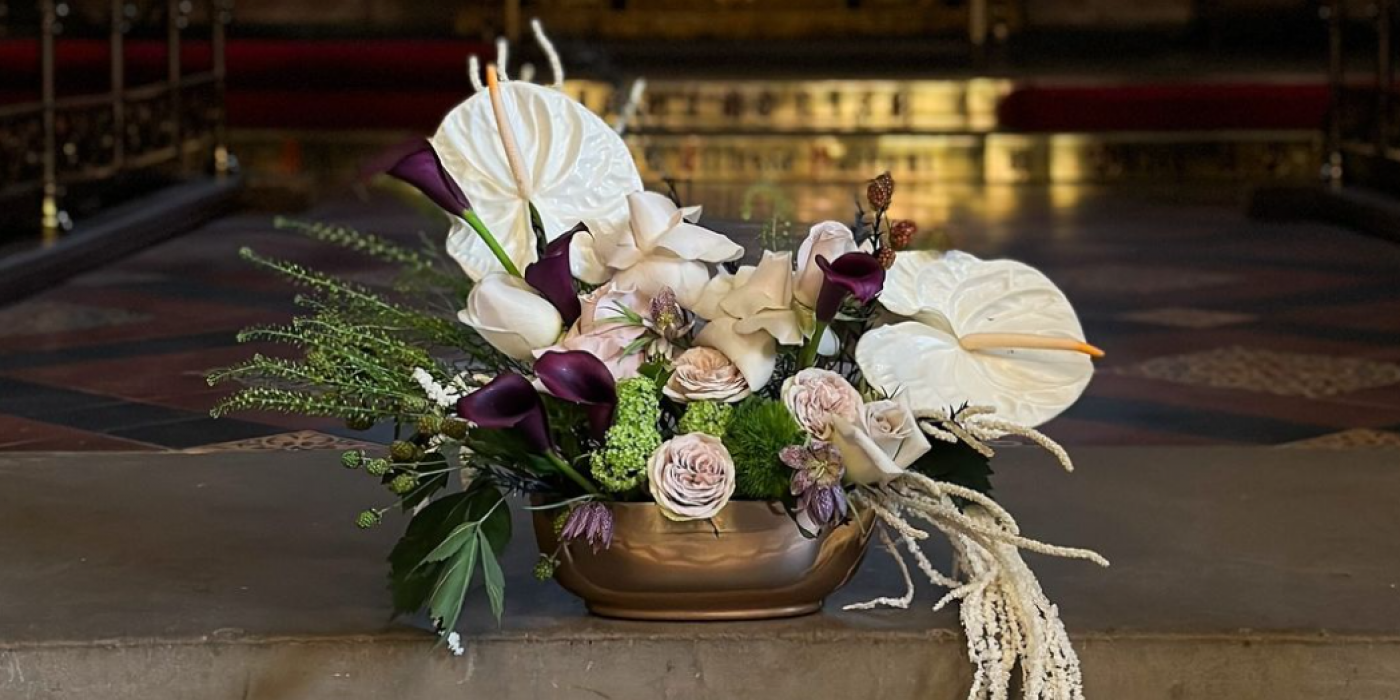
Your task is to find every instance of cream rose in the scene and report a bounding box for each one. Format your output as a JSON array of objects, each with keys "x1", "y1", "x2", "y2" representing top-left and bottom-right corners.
[
  {"x1": 781, "y1": 368, "x2": 863, "y2": 439},
  {"x1": 794, "y1": 221, "x2": 859, "y2": 307},
  {"x1": 583, "y1": 191, "x2": 745, "y2": 306},
  {"x1": 458, "y1": 273, "x2": 563, "y2": 361},
  {"x1": 647, "y1": 433, "x2": 736, "y2": 521},
  {"x1": 831, "y1": 398, "x2": 932, "y2": 486},
  {"x1": 663, "y1": 347, "x2": 751, "y2": 403}
]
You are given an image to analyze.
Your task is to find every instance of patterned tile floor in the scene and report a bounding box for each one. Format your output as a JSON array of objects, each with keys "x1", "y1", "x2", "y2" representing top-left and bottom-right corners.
[{"x1": 2, "y1": 183, "x2": 1399, "y2": 452}]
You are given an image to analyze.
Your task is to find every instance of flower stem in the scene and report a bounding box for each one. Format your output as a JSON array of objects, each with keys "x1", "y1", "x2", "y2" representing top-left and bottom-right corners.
[
  {"x1": 546, "y1": 451, "x2": 603, "y2": 496},
  {"x1": 798, "y1": 320, "x2": 828, "y2": 369},
  {"x1": 462, "y1": 209, "x2": 523, "y2": 277}
]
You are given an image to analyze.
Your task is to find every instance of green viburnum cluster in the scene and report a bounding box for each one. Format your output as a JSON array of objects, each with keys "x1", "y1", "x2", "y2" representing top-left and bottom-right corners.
[
  {"x1": 589, "y1": 376, "x2": 662, "y2": 494},
  {"x1": 678, "y1": 401, "x2": 734, "y2": 437},
  {"x1": 723, "y1": 396, "x2": 805, "y2": 500}
]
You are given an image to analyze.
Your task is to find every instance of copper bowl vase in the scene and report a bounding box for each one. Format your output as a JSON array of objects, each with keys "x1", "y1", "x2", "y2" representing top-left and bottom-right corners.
[{"x1": 533, "y1": 500, "x2": 874, "y2": 621}]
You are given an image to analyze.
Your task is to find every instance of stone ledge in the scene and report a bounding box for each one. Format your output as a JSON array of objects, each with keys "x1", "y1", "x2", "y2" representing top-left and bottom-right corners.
[{"x1": 1, "y1": 447, "x2": 1398, "y2": 699}]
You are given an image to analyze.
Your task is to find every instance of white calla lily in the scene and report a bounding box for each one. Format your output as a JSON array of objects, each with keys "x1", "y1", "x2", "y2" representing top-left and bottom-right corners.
[
  {"x1": 588, "y1": 191, "x2": 744, "y2": 306},
  {"x1": 458, "y1": 273, "x2": 563, "y2": 361},
  {"x1": 857, "y1": 251, "x2": 1100, "y2": 427},
  {"x1": 432, "y1": 80, "x2": 642, "y2": 281}
]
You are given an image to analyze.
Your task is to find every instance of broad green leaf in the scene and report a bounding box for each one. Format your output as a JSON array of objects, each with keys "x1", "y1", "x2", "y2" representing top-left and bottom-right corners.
[
  {"x1": 421, "y1": 522, "x2": 477, "y2": 566},
  {"x1": 428, "y1": 533, "x2": 478, "y2": 637},
  {"x1": 479, "y1": 496, "x2": 512, "y2": 554},
  {"x1": 478, "y1": 530, "x2": 506, "y2": 623}
]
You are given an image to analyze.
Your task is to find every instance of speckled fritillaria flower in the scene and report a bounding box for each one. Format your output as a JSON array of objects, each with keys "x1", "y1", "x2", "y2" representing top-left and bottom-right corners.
[
  {"x1": 780, "y1": 440, "x2": 848, "y2": 532},
  {"x1": 560, "y1": 502, "x2": 614, "y2": 553},
  {"x1": 646, "y1": 286, "x2": 694, "y2": 350}
]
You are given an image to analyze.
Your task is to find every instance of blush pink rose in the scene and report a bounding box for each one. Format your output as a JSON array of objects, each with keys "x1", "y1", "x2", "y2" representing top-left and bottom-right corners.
[
  {"x1": 647, "y1": 433, "x2": 736, "y2": 521},
  {"x1": 781, "y1": 368, "x2": 863, "y2": 439}
]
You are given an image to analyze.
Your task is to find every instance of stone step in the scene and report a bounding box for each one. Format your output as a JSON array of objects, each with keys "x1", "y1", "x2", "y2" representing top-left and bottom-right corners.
[{"x1": 1, "y1": 447, "x2": 1397, "y2": 699}]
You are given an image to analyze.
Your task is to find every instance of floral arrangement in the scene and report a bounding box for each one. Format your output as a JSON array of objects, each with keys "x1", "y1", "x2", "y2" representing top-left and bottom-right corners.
[{"x1": 211, "y1": 22, "x2": 1108, "y2": 700}]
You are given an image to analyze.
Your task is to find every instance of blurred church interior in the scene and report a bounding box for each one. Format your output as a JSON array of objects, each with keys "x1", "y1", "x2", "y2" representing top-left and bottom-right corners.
[{"x1": 2, "y1": 0, "x2": 1400, "y2": 452}]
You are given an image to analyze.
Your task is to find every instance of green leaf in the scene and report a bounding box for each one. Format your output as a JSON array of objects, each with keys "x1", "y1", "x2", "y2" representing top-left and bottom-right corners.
[
  {"x1": 427, "y1": 533, "x2": 478, "y2": 636},
  {"x1": 479, "y1": 494, "x2": 513, "y2": 554},
  {"x1": 389, "y1": 491, "x2": 474, "y2": 614},
  {"x1": 478, "y1": 529, "x2": 506, "y2": 623},
  {"x1": 421, "y1": 522, "x2": 477, "y2": 566}
]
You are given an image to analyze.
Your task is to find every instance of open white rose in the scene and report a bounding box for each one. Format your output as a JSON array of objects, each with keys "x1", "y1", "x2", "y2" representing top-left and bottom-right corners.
[
  {"x1": 458, "y1": 273, "x2": 562, "y2": 361},
  {"x1": 830, "y1": 398, "x2": 932, "y2": 486},
  {"x1": 691, "y1": 251, "x2": 805, "y2": 393},
  {"x1": 663, "y1": 347, "x2": 751, "y2": 403},
  {"x1": 794, "y1": 221, "x2": 860, "y2": 308},
  {"x1": 648, "y1": 433, "x2": 736, "y2": 521},
  {"x1": 583, "y1": 191, "x2": 744, "y2": 306},
  {"x1": 781, "y1": 368, "x2": 863, "y2": 440}
]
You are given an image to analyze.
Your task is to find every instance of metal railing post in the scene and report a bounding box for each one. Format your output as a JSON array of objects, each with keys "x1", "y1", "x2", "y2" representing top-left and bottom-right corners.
[
  {"x1": 1326, "y1": 0, "x2": 1345, "y2": 188},
  {"x1": 40, "y1": 0, "x2": 60, "y2": 234},
  {"x1": 168, "y1": 0, "x2": 183, "y2": 172},
  {"x1": 111, "y1": 0, "x2": 125, "y2": 171},
  {"x1": 1380, "y1": 0, "x2": 1395, "y2": 157},
  {"x1": 213, "y1": 0, "x2": 231, "y2": 176}
]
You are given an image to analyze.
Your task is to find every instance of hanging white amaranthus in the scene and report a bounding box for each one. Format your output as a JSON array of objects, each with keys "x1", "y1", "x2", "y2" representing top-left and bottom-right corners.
[{"x1": 846, "y1": 406, "x2": 1108, "y2": 700}]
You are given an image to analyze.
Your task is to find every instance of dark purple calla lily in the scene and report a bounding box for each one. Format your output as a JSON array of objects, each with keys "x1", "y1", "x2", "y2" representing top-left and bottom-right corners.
[
  {"x1": 524, "y1": 226, "x2": 585, "y2": 327},
  {"x1": 534, "y1": 350, "x2": 617, "y2": 440},
  {"x1": 456, "y1": 373, "x2": 552, "y2": 454},
  {"x1": 385, "y1": 140, "x2": 471, "y2": 216},
  {"x1": 814, "y1": 252, "x2": 887, "y2": 322}
]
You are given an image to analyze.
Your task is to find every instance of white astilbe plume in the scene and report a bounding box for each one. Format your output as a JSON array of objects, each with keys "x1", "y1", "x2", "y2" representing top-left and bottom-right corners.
[
  {"x1": 412, "y1": 368, "x2": 466, "y2": 409},
  {"x1": 844, "y1": 408, "x2": 1107, "y2": 700}
]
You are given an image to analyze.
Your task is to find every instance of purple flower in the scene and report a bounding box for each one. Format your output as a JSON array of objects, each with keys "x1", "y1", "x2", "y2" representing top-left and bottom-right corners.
[
  {"x1": 534, "y1": 350, "x2": 617, "y2": 441},
  {"x1": 384, "y1": 140, "x2": 470, "y2": 216},
  {"x1": 780, "y1": 441, "x2": 849, "y2": 532},
  {"x1": 524, "y1": 226, "x2": 584, "y2": 327},
  {"x1": 456, "y1": 373, "x2": 552, "y2": 454},
  {"x1": 560, "y1": 502, "x2": 614, "y2": 553},
  {"x1": 814, "y1": 252, "x2": 886, "y2": 322}
]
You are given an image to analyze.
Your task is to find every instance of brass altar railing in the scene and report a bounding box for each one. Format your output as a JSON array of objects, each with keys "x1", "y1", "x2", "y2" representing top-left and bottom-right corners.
[{"x1": 0, "y1": 0, "x2": 232, "y2": 232}]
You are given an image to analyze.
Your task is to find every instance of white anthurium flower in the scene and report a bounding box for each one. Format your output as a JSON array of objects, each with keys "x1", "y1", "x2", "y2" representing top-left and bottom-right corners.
[
  {"x1": 432, "y1": 81, "x2": 643, "y2": 281},
  {"x1": 856, "y1": 250, "x2": 1102, "y2": 427},
  {"x1": 586, "y1": 191, "x2": 745, "y2": 306},
  {"x1": 458, "y1": 273, "x2": 563, "y2": 361}
]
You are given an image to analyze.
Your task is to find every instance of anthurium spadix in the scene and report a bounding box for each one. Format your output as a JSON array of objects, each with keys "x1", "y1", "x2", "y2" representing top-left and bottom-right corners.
[
  {"x1": 856, "y1": 250, "x2": 1103, "y2": 427},
  {"x1": 431, "y1": 69, "x2": 642, "y2": 281}
]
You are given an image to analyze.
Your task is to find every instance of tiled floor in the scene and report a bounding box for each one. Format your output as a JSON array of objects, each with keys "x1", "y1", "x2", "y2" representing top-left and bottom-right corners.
[{"x1": 1, "y1": 183, "x2": 1398, "y2": 452}]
